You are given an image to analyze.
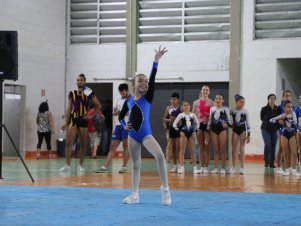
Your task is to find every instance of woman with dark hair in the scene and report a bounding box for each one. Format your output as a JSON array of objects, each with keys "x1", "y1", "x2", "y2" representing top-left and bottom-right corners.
[
  {"x1": 260, "y1": 94, "x2": 279, "y2": 168},
  {"x1": 36, "y1": 101, "x2": 54, "y2": 159}
]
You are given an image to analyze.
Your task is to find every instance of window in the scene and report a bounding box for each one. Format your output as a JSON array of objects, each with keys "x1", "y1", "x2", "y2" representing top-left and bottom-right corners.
[
  {"x1": 70, "y1": 0, "x2": 126, "y2": 44},
  {"x1": 255, "y1": 0, "x2": 301, "y2": 39},
  {"x1": 138, "y1": 0, "x2": 230, "y2": 42}
]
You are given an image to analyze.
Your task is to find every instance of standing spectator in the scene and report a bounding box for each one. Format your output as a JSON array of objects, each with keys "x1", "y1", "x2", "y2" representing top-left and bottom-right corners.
[
  {"x1": 260, "y1": 94, "x2": 279, "y2": 168},
  {"x1": 276, "y1": 90, "x2": 294, "y2": 173},
  {"x1": 230, "y1": 94, "x2": 250, "y2": 175},
  {"x1": 87, "y1": 101, "x2": 102, "y2": 159},
  {"x1": 163, "y1": 92, "x2": 181, "y2": 173},
  {"x1": 96, "y1": 83, "x2": 130, "y2": 173},
  {"x1": 59, "y1": 73, "x2": 101, "y2": 172},
  {"x1": 193, "y1": 86, "x2": 214, "y2": 174},
  {"x1": 100, "y1": 99, "x2": 113, "y2": 155},
  {"x1": 173, "y1": 100, "x2": 200, "y2": 174},
  {"x1": 206, "y1": 94, "x2": 232, "y2": 174},
  {"x1": 270, "y1": 101, "x2": 298, "y2": 176},
  {"x1": 36, "y1": 101, "x2": 54, "y2": 159}
]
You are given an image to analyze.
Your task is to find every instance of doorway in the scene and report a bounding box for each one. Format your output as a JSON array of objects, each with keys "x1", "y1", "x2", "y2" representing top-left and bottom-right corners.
[{"x1": 86, "y1": 83, "x2": 113, "y2": 155}]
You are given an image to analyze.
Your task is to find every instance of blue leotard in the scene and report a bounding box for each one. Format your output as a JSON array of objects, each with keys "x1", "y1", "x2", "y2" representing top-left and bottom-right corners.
[
  {"x1": 118, "y1": 62, "x2": 158, "y2": 143},
  {"x1": 295, "y1": 106, "x2": 301, "y2": 130}
]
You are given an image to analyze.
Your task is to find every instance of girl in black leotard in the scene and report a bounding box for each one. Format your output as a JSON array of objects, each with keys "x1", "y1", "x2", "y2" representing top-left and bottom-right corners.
[
  {"x1": 270, "y1": 101, "x2": 298, "y2": 176},
  {"x1": 230, "y1": 95, "x2": 250, "y2": 175},
  {"x1": 173, "y1": 100, "x2": 199, "y2": 174},
  {"x1": 206, "y1": 94, "x2": 232, "y2": 174}
]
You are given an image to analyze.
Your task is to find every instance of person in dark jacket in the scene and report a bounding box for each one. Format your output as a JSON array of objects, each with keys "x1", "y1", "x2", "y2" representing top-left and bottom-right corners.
[{"x1": 260, "y1": 94, "x2": 280, "y2": 168}]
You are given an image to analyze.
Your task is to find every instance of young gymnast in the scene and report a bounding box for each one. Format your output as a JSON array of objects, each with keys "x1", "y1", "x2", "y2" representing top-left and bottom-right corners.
[
  {"x1": 276, "y1": 90, "x2": 295, "y2": 174},
  {"x1": 206, "y1": 93, "x2": 232, "y2": 174},
  {"x1": 163, "y1": 92, "x2": 182, "y2": 173},
  {"x1": 230, "y1": 95, "x2": 250, "y2": 175},
  {"x1": 192, "y1": 86, "x2": 214, "y2": 174},
  {"x1": 173, "y1": 100, "x2": 200, "y2": 174},
  {"x1": 270, "y1": 100, "x2": 298, "y2": 176},
  {"x1": 118, "y1": 46, "x2": 171, "y2": 206}
]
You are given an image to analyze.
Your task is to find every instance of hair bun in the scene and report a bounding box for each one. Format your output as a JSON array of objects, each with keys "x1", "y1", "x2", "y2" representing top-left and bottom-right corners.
[{"x1": 234, "y1": 94, "x2": 241, "y2": 101}]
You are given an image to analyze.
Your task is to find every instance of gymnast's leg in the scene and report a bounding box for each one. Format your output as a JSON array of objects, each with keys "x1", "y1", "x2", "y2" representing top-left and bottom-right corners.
[
  {"x1": 123, "y1": 136, "x2": 141, "y2": 204},
  {"x1": 143, "y1": 135, "x2": 171, "y2": 205}
]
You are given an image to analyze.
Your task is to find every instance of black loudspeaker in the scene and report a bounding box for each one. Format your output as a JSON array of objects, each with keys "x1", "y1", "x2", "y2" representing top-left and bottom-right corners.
[{"x1": 0, "y1": 31, "x2": 18, "y2": 81}]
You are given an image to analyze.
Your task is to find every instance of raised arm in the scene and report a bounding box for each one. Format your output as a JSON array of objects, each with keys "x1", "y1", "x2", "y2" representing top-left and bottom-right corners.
[{"x1": 145, "y1": 46, "x2": 168, "y2": 103}]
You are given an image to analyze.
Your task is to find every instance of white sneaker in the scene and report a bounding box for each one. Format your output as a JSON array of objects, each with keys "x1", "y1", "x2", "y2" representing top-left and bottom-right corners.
[
  {"x1": 239, "y1": 168, "x2": 244, "y2": 175},
  {"x1": 229, "y1": 168, "x2": 236, "y2": 174},
  {"x1": 210, "y1": 168, "x2": 218, "y2": 174},
  {"x1": 277, "y1": 167, "x2": 284, "y2": 174},
  {"x1": 220, "y1": 168, "x2": 226, "y2": 174},
  {"x1": 119, "y1": 167, "x2": 127, "y2": 173},
  {"x1": 169, "y1": 166, "x2": 177, "y2": 173},
  {"x1": 160, "y1": 185, "x2": 172, "y2": 206},
  {"x1": 292, "y1": 169, "x2": 297, "y2": 176},
  {"x1": 203, "y1": 167, "x2": 209, "y2": 174},
  {"x1": 199, "y1": 167, "x2": 204, "y2": 174},
  {"x1": 123, "y1": 192, "x2": 140, "y2": 204},
  {"x1": 95, "y1": 166, "x2": 109, "y2": 173},
  {"x1": 177, "y1": 165, "x2": 185, "y2": 174},
  {"x1": 77, "y1": 165, "x2": 85, "y2": 171},
  {"x1": 193, "y1": 166, "x2": 200, "y2": 174},
  {"x1": 282, "y1": 169, "x2": 290, "y2": 176},
  {"x1": 58, "y1": 164, "x2": 70, "y2": 172}
]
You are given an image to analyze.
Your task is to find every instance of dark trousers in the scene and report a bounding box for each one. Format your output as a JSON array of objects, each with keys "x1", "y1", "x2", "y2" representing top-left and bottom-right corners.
[
  {"x1": 261, "y1": 129, "x2": 278, "y2": 163},
  {"x1": 37, "y1": 131, "x2": 52, "y2": 150}
]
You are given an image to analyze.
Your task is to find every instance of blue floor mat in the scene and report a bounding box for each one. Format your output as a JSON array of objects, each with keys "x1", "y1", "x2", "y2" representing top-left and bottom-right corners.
[{"x1": 0, "y1": 186, "x2": 301, "y2": 226}]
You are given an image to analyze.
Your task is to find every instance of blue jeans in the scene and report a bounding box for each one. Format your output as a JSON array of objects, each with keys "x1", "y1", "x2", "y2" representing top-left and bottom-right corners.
[{"x1": 261, "y1": 129, "x2": 278, "y2": 163}]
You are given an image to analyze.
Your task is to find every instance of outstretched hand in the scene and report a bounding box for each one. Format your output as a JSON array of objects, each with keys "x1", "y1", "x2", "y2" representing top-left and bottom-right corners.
[{"x1": 154, "y1": 46, "x2": 168, "y2": 62}]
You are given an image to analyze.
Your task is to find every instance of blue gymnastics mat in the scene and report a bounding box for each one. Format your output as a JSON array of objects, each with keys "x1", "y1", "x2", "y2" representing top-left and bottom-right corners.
[{"x1": 0, "y1": 186, "x2": 301, "y2": 226}]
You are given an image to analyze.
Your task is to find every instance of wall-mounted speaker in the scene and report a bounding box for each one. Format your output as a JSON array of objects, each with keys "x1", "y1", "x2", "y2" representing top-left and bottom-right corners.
[{"x1": 0, "y1": 31, "x2": 18, "y2": 81}]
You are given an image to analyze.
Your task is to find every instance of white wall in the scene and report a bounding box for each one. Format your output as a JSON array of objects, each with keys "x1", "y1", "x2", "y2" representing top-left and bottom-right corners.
[
  {"x1": 137, "y1": 42, "x2": 230, "y2": 82},
  {"x1": 241, "y1": 0, "x2": 301, "y2": 154},
  {"x1": 0, "y1": 0, "x2": 67, "y2": 152}
]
